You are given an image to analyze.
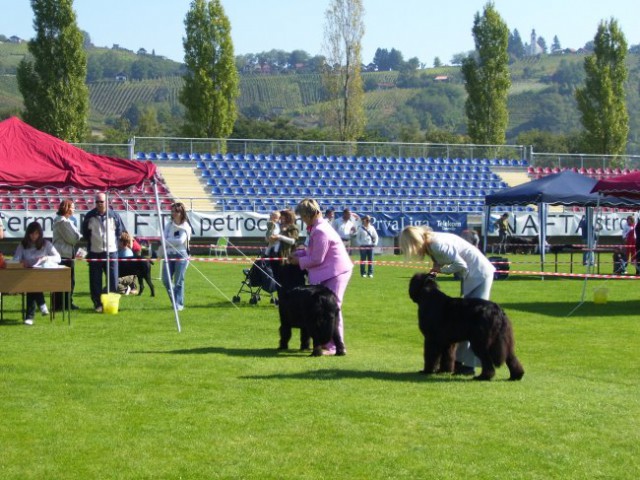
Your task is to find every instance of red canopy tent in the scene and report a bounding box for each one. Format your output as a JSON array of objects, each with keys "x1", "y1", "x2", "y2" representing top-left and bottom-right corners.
[
  {"x1": 0, "y1": 117, "x2": 182, "y2": 331},
  {"x1": 591, "y1": 172, "x2": 640, "y2": 199},
  {"x1": 0, "y1": 116, "x2": 156, "y2": 188}
]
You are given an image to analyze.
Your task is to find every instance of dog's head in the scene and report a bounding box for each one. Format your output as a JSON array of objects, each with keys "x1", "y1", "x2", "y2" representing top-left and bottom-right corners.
[{"x1": 408, "y1": 272, "x2": 439, "y2": 303}]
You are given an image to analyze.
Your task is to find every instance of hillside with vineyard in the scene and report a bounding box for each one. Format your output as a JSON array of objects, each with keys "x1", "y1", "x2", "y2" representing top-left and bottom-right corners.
[{"x1": 1, "y1": 39, "x2": 640, "y2": 150}]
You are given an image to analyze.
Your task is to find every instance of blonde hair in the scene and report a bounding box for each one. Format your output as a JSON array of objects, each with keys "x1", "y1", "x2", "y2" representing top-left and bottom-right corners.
[
  {"x1": 295, "y1": 198, "x2": 321, "y2": 219},
  {"x1": 399, "y1": 225, "x2": 434, "y2": 259}
]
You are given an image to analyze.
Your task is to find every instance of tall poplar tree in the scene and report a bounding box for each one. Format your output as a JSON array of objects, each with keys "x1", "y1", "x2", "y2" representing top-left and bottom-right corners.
[
  {"x1": 180, "y1": 0, "x2": 239, "y2": 139},
  {"x1": 461, "y1": 2, "x2": 510, "y2": 145},
  {"x1": 575, "y1": 18, "x2": 628, "y2": 155},
  {"x1": 322, "y1": 0, "x2": 365, "y2": 142},
  {"x1": 17, "y1": 0, "x2": 88, "y2": 142}
]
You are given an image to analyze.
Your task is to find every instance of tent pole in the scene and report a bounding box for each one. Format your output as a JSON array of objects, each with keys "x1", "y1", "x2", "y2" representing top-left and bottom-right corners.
[
  {"x1": 538, "y1": 202, "x2": 546, "y2": 280},
  {"x1": 105, "y1": 191, "x2": 111, "y2": 293},
  {"x1": 154, "y1": 182, "x2": 181, "y2": 333},
  {"x1": 483, "y1": 206, "x2": 490, "y2": 253}
]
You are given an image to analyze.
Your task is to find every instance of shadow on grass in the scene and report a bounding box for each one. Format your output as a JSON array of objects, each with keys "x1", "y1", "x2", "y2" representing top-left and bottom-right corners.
[
  {"x1": 240, "y1": 368, "x2": 509, "y2": 383},
  {"x1": 131, "y1": 346, "x2": 288, "y2": 358},
  {"x1": 502, "y1": 299, "x2": 640, "y2": 317}
]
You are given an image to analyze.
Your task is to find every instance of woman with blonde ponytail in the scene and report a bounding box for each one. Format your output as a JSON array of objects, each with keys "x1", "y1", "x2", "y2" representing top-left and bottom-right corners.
[{"x1": 399, "y1": 225, "x2": 496, "y2": 375}]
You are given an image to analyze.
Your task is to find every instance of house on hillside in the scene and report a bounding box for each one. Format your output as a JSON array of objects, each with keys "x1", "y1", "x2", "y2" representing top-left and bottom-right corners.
[
  {"x1": 137, "y1": 48, "x2": 148, "y2": 56},
  {"x1": 115, "y1": 72, "x2": 127, "y2": 82},
  {"x1": 9, "y1": 36, "x2": 23, "y2": 44},
  {"x1": 377, "y1": 82, "x2": 395, "y2": 90},
  {"x1": 434, "y1": 75, "x2": 449, "y2": 82}
]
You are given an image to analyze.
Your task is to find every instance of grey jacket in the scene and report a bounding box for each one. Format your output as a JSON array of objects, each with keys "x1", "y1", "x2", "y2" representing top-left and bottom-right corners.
[{"x1": 52, "y1": 215, "x2": 82, "y2": 259}]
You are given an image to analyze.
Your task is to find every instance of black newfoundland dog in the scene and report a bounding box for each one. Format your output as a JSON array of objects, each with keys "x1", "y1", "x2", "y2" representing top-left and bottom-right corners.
[
  {"x1": 277, "y1": 284, "x2": 344, "y2": 357},
  {"x1": 409, "y1": 273, "x2": 524, "y2": 381},
  {"x1": 118, "y1": 257, "x2": 155, "y2": 296}
]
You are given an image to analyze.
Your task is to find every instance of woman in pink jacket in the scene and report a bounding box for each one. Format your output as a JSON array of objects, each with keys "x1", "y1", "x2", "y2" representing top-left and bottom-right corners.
[{"x1": 289, "y1": 198, "x2": 353, "y2": 355}]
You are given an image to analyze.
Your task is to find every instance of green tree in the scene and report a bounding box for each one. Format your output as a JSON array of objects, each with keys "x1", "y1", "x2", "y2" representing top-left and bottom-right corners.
[
  {"x1": 322, "y1": 0, "x2": 366, "y2": 142},
  {"x1": 180, "y1": 0, "x2": 239, "y2": 139},
  {"x1": 575, "y1": 18, "x2": 629, "y2": 155},
  {"x1": 508, "y1": 28, "x2": 525, "y2": 60},
  {"x1": 17, "y1": 0, "x2": 89, "y2": 142},
  {"x1": 461, "y1": 2, "x2": 511, "y2": 145}
]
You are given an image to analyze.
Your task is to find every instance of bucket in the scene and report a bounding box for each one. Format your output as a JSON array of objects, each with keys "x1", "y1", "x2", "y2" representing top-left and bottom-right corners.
[
  {"x1": 593, "y1": 287, "x2": 609, "y2": 305},
  {"x1": 101, "y1": 293, "x2": 121, "y2": 314}
]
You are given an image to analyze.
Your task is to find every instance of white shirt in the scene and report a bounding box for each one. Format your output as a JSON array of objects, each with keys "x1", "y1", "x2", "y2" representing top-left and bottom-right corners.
[
  {"x1": 427, "y1": 232, "x2": 496, "y2": 297},
  {"x1": 356, "y1": 224, "x2": 378, "y2": 247},
  {"x1": 333, "y1": 216, "x2": 355, "y2": 241}
]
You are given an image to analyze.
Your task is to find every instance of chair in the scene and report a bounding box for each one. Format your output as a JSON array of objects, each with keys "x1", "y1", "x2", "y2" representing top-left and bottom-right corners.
[{"x1": 210, "y1": 237, "x2": 229, "y2": 257}]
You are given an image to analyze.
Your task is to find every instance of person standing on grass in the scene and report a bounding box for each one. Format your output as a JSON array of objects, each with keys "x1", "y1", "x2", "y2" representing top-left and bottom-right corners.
[
  {"x1": 289, "y1": 198, "x2": 353, "y2": 356},
  {"x1": 14, "y1": 221, "x2": 61, "y2": 325},
  {"x1": 399, "y1": 225, "x2": 496, "y2": 376},
  {"x1": 82, "y1": 193, "x2": 126, "y2": 313},
  {"x1": 356, "y1": 215, "x2": 378, "y2": 278},
  {"x1": 52, "y1": 199, "x2": 82, "y2": 310},
  {"x1": 333, "y1": 207, "x2": 358, "y2": 250},
  {"x1": 494, "y1": 213, "x2": 513, "y2": 254},
  {"x1": 161, "y1": 202, "x2": 191, "y2": 311},
  {"x1": 622, "y1": 216, "x2": 636, "y2": 274}
]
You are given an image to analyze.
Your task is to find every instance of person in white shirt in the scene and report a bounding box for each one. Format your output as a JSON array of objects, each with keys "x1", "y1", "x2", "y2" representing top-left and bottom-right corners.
[
  {"x1": 399, "y1": 225, "x2": 496, "y2": 376},
  {"x1": 356, "y1": 215, "x2": 378, "y2": 277},
  {"x1": 162, "y1": 202, "x2": 192, "y2": 311},
  {"x1": 14, "y1": 221, "x2": 61, "y2": 325},
  {"x1": 333, "y1": 208, "x2": 358, "y2": 249}
]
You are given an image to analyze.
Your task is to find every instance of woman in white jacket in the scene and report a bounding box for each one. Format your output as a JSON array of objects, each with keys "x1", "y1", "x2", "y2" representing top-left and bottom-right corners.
[
  {"x1": 52, "y1": 199, "x2": 82, "y2": 310},
  {"x1": 355, "y1": 215, "x2": 378, "y2": 277},
  {"x1": 162, "y1": 202, "x2": 192, "y2": 311},
  {"x1": 399, "y1": 225, "x2": 496, "y2": 376}
]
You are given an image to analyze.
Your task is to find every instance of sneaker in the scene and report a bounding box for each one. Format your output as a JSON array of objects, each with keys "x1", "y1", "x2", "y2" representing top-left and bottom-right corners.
[
  {"x1": 177, "y1": 305, "x2": 184, "y2": 312},
  {"x1": 95, "y1": 305, "x2": 103, "y2": 313},
  {"x1": 24, "y1": 318, "x2": 34, "y2": 326},
  {"x1": 39, "y1": 304, "x2": 49, "y2": 316},
  {"x1": 368, "y1": 274, "x2": 374, "y2": 278},
  {"x1": 361, "y1": 274, "x2": 366, "y2": 278}
]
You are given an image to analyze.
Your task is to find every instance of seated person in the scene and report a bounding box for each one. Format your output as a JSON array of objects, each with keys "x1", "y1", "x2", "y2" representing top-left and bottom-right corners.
[
  {"x1": 13, "y1": 221, "x2": 61, "y2": 325},
  {"x1": 117, "y1": 232, "x2": 138, "y2": 295}
]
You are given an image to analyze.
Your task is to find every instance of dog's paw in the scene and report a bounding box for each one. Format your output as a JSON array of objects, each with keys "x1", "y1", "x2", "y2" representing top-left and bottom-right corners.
[
  {"x1": 418, "y1": 369, "x2": 431, "y2": 375},
  {"x1": 310, "y1": 349, "x2": 323, "y2": 357}
]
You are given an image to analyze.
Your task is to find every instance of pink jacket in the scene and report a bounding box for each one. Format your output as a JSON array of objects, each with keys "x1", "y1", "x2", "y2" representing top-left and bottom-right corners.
[{"x1": 297, "y1": 218, "x2": 353, "y2": 284}]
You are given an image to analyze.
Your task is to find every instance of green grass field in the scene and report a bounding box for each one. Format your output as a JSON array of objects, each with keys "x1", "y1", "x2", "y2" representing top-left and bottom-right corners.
[{"x1": 1, "y1": 253, "x2": 638, "y2": 479}]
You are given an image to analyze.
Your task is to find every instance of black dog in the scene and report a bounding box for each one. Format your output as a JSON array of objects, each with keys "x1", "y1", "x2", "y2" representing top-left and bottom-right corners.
[
  {"x1": 118, "y1": 256, "x2": 155, "y2": 296},
  {"x1": 409, "y1": 273, "x2": 524, "y2": 381},
  {"x1": 277, "y1": 284, "x2": 344, "y2": 356}
]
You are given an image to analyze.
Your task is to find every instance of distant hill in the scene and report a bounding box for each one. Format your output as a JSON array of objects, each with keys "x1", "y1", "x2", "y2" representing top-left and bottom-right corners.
[{"x1": 1, "y1": 40, "x2": 639, "y2": 152}]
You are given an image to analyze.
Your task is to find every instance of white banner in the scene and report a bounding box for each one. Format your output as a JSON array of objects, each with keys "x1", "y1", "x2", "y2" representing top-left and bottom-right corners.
[
  {"x1": 489, "y1": 211, "x2": 632, "y2": 237},
  {"x1": 0, "y1": 210, "x2": 275, "y2": 239},
  {"x1": 1, "y1": 209, "x2": 634, "y2": 239}
]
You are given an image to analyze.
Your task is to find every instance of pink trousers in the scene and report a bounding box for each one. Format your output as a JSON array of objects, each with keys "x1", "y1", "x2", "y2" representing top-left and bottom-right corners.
[{"x1": 318, "y1": 269, "x2": 352, "y2": 352}]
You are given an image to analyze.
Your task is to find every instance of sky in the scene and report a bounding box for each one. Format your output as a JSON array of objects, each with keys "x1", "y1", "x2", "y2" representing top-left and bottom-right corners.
[{"x1": 2, "y1": 0, "x2": 640, "y2": 66}]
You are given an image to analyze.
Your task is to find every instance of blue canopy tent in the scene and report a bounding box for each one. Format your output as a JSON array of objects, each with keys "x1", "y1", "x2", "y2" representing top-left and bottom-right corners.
[{"x1": 484, "y1": 170, "x2": 640, "y2": 272}]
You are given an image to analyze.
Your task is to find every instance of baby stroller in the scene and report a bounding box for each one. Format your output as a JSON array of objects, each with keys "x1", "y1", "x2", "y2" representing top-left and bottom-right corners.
[{"x1": 232, "y1": 258, "x2": 278, "y2": 305}]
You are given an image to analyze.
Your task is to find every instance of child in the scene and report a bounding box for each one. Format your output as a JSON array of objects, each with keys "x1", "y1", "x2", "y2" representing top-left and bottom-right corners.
[
  {"x1": 265, "y1": 210, "x2": 281, "y2": 256},
  {"x1": 118, "y1": 232, "x2": 138, "y2": 295}
]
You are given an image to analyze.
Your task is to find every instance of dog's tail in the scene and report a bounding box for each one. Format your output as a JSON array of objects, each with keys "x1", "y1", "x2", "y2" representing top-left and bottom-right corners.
[{"x1": 489, "y1": 308, "x2": 513, "y2": 367}]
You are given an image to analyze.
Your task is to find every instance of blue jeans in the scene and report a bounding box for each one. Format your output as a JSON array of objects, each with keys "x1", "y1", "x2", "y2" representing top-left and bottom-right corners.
[
  {"x1": 88, "y1": 252, "x2": 119, "y2": 308},
  {"x1": 359, "y1": 247, "x2": 373, "y2": 276},
  {"x1": 162, "y1": 256, "x2": 189, "y2": 307}
]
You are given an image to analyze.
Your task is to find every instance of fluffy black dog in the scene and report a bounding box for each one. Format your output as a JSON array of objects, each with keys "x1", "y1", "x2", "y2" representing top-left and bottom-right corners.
[
  {"x1": 409, "y1": 273, "x2": 524, "y2": 381},
  {"x1": 277, "y1": 284, "x2": 344, "y2": 356},
  {"x1": 118, "y1": 257, "x2": 155, "y2": 296}
]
